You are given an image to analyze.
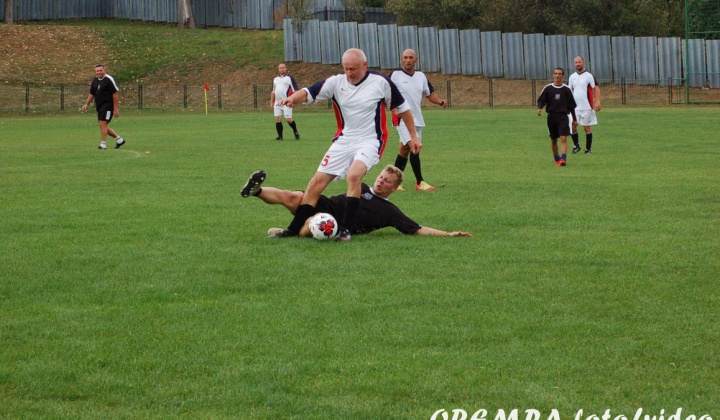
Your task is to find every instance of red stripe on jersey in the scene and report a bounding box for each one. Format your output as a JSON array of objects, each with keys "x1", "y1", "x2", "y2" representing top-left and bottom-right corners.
[
  {"x1": 331, "y1": 99, "x2": 344, "y2": 141},
  {"x1": 587, "y1": 84, "x2": 594, "y2": 109},
  {"x1": 377, "y1": 101, "x2": 388, "y2": 157}
]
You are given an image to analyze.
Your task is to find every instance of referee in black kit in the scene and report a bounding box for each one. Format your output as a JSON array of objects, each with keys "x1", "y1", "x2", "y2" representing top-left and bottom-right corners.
[
  {"x1": 81, "y1": 64, "x2": 126, "y2": 150},
  {"x1": 537, "y1": 67, "x2": 577, "y2": 166}
]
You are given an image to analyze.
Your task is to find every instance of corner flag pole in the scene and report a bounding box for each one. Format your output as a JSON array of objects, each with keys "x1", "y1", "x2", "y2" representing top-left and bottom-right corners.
[{"x1": 203, "y1": 83, "x2": 210, "y2": 114}]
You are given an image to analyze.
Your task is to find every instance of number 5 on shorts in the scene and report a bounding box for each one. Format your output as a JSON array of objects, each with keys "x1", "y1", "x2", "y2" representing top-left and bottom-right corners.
[{"x1": 321, "y1": 154, "x2": 330, "y2": 167}]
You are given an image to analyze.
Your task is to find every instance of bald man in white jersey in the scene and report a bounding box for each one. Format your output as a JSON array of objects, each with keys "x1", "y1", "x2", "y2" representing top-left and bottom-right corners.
[
  {"x1": 389, "y1": 49, "x2": 447, "y2": 191},
  {"x1": 568, "y1": 56, "x2": 601, "y2": 154},
  {"x1": 270, "y1": 48, "x2": 421, "y2": 242}
]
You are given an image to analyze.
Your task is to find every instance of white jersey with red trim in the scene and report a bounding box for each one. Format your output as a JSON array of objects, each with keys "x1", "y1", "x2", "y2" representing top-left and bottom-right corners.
[
  {"x1": 568, "y1": 71, "x2": 597, "y2": 111},
  {"x1": 389, "y1": 69, "x2": 433, "y2": 127},
  {"x1": 272, "y1": 74, "x2": 298, "y2": 105},
  {"x1": 304, "y1": 71, "x2": 410, "y2": 151}
]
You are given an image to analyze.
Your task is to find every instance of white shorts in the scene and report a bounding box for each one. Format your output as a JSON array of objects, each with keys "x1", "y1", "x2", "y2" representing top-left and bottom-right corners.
[
  {"x1": 274, "y1": 105, "x2": 293, "y2": 119},
  {"x1": 575, "y1": 109, "x2": 598, "y2": 126},
  {"x1": 396, "y1": 124, "x2": 423, "y2": 145},
  {"x1": 317, "y1": 139, "x2": 380, "y2": 180}
]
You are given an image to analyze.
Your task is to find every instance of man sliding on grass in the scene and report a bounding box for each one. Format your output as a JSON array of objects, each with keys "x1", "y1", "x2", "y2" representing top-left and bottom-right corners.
[{"x1": 241, "y1": 164, "x2": 472, "y2": 238}]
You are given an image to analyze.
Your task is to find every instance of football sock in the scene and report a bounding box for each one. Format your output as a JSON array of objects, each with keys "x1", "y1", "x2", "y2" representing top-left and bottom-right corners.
[
  {"x1": 275, "y1": 122, "x2": 283, "y2": 138},
  {"x1": 288, "y1": 121, "x2": 298, "y2": 133},
  {"x1": 585, "y1": 132, "x2": 593, "y2": 150},
  {"x1": 571, "y1": 132, "x2": 579, "y2": 147},
  {"x1": 409, "y1": 152, "x2": 423, "y2": 184},
  {"x1": 287, "y1": 204, "x2": 315, "y2": 234},
  {"x1": 341, "y1": 197, "x2": 360, "y2": 230},
  {"x1": 394, "y1": 155, "x2": 408, "y2": 172},
  {"x1": 561, "y1": 153, "x2": 567, "y2": 160},
  {"x1": 554, "y1": 154, "x2": 560, "y2": 162}
]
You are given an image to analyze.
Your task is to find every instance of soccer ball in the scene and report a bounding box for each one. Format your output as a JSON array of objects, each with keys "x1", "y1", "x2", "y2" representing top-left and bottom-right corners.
[{"x1": 308, "y1": 212, "x2": 338, "y2": 240}]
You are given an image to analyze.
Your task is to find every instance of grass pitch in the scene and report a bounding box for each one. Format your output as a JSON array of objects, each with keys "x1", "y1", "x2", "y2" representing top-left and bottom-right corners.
[{"x1": 1, "y1": 108, "x2": 718, "y2": 419}]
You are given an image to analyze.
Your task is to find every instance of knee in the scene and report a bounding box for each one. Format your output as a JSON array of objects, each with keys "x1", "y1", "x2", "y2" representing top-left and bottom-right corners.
[
  {"x1": 306, "y1": 175, "x2": 329, "y2": 197},
  {"x1": 283, "y1": 190, "x2": 302, "y2": 212},
  {"x1": 346, "y1": 171, "x2": 363, "y2": 186}
]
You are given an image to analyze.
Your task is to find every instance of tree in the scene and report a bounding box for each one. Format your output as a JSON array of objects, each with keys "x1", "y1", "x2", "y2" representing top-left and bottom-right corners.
[
  {"x1": 178, "y1": 0, "x2": 197, "y2": 29},
  {"x1": 4, "y1": 0, "x2": 14, "y2": 24},
  {"x1": 386, "y1": 0, "x2": 687, "y2": 36},
  {"x1": 287, "y1": 0, "x2": 313, "y2": 32}
]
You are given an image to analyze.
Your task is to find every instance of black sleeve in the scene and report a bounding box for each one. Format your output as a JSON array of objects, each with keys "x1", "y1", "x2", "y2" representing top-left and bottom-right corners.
[
  {"x1": 390, "y1": 207, "x2": 422, "y2": 234},
  {"x1": 537, "y1": 86, "x2": 547, "y2": 109}
]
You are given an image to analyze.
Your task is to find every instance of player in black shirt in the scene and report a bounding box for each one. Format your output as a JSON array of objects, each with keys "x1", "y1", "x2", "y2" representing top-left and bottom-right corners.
[
  {"x1": 537, "y1": 67, "x2": 577, "y2": 166},
  {"x1": 81, "y1": 64, "x2": 126, "y2": 150},
  {"x1": 241, "y1": 165, "x2": 471, "y2": 237}
]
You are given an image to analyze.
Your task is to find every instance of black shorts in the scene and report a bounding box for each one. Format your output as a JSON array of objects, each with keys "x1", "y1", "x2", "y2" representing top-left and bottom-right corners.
[
  {"x1": 314, "y1": 195, "x2": 340, "y2": 219},
  {"x1": 546, "y1": 112, "x2": 571, "y2": 139},
  {"x1": 97, "y1": 103, "x2": 114, "y2": 123}
]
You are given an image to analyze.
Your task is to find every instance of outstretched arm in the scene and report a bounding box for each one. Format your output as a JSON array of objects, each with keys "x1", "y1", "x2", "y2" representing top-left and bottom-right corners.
[
  {"x1": 278, "y1": 88, "x2": 309, "y2": 107},
  {"x1": 415, "y1": 226, "x2": 472, "y2": 237}
]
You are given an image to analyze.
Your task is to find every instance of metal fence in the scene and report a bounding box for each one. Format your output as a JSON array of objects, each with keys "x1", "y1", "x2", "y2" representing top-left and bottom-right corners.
[
  {"x1": 284, "y1": 19, "x2": 720, "y2": 90},
  {"x1": 0, "y1": 0, "x2": 287, "y2": 29},
  {"x1": 4, "y1": 79, "x2": 717, "y2": 113},
  {"x1": 0, "y1": 0, "x2": 396, "y2": 30}
]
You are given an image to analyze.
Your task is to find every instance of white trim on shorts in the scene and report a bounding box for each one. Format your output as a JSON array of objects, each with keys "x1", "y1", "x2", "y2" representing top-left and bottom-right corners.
[
  {"x1": 396, "y1": 125, "x2": 423, "y2": 146},
  {"x1": 575, "y1": 109, "x2": 597, "y2": 126},
  {"x1": 316, "y1": 140, "x2": 380, "y2": 180}
]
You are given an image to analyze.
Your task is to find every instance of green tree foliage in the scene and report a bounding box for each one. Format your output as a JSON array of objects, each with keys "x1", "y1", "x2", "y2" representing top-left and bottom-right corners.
[
  {"x1": 687, "y1": 0, "x2": 720, "y2": 38},
  {"x1": 385, "y1": 0, "x2": 686, "y2": 36}
]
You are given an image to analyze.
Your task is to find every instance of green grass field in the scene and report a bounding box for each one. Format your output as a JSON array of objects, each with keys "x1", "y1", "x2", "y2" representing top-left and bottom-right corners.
[{"x1": 1, "y1": 107, "x2": 718, "y2": 419}]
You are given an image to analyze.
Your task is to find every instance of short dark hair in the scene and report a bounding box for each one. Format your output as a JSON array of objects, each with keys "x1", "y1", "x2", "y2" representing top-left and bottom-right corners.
[
  {"x1": 554, "y1": 67, "x2": 565, "y2": 75},
  {"x1": 95, "y1": 63, "x2": 105, "y2": 68}
]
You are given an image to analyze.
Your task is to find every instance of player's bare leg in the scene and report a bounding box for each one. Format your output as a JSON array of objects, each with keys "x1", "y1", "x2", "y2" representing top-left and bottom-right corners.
[
  {"x1": 256, "y1": 187, "x2": 303, "y2": 214},
  {"x1": 273, "y1": 172, "x2": 334, "y2": 238},
  {"x1": 99, "y1": 121, "x2": 109, "y2": 142},
  {"x1": 559, "y1": 136, "x2": 568, "y2": 166}
]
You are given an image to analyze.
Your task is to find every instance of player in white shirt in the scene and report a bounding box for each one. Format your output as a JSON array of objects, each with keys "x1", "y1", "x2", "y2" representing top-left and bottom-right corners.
[
  {"x1": 273, "y1": 48, "x2": 421, "y2": 241},
  {"x1": 567, "y1": 56, "x2": 602, "y2": 154},
  {"x1": 270, "y1": 63, "x2": 300, "y2": 140},
  {"x1": 389, "y1": 49, "x2": 447, "y2": 191}
]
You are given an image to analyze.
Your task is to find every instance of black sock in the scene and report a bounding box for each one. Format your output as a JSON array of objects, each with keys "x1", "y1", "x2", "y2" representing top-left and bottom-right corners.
[
  {"x1": 341, "y1": 197, "x2": 360, "y2": 231},
  {"x1": 571, "y1": 132, "x2": 579, "y2": 147},
  {"x1": 288, "y1": 121, "x2": 298, "y2": 133},
  {"x1": 409, "y1": 153, "x2": 423, "y2": 184},
  {"x1": 276, "y1": 122, "x2": 283, "y2": 138},
  {"x1": 287, "y1": 204, "x2": 315, "y2": 234},
  {"x1": 394, "y1": 154, "x2": 408, "y2": 172},
  {"x1": 586, "y1": 132, "x2": 593, "y2": 151}
]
